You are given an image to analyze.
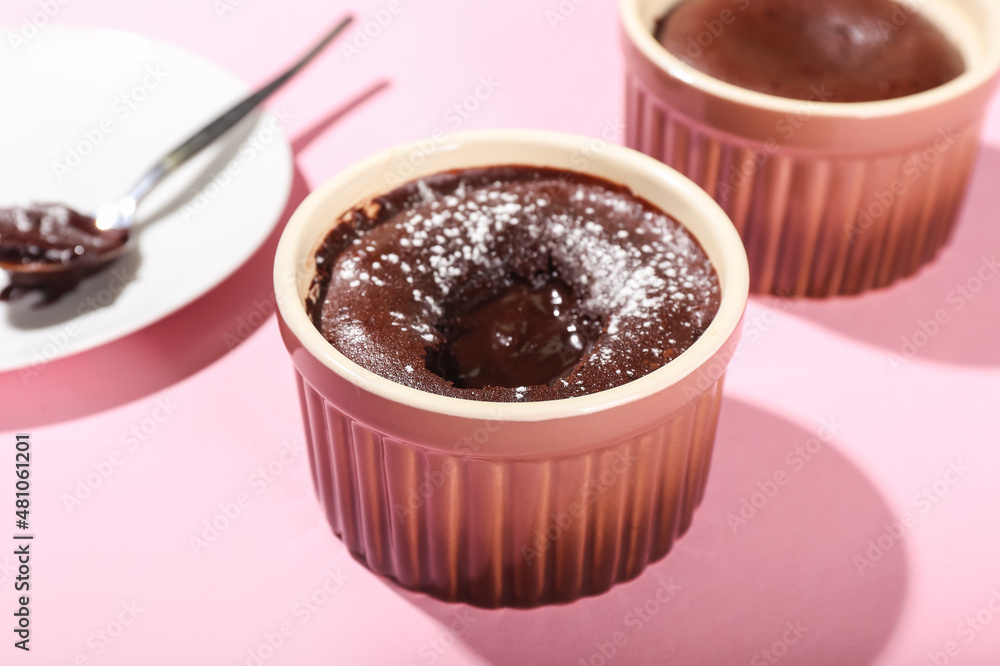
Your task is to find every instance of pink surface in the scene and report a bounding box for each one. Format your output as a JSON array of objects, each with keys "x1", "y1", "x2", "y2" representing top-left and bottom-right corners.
[{"x1": 1, "y1": 0, "x2": 999, "y2": 664}]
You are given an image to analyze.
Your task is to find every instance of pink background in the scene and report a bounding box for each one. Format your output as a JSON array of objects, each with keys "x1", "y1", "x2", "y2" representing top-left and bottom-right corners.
[{"x1": 2, "y1": 0, "x2": 1000, "y2": 664}]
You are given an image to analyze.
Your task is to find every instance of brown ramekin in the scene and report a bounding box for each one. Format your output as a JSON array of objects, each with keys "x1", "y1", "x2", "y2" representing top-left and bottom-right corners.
[
  {"x1": 274, "y1": 129, "x2": 749, "y2": 607},
  {"x1": 621, "y1": 0, "x2": 1000, "y2": 296}
]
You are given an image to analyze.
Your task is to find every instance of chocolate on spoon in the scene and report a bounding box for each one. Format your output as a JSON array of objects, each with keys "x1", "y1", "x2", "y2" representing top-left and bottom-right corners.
[
  {"x1": 0, "y1": 14, "x2": 353, "y2": 305},
  {"x1": 0, "y1": 205, "x2": 129, "y2": 303}
]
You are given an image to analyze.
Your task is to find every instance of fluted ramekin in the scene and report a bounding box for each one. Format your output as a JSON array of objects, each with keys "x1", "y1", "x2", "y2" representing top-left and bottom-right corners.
[
  {"x1": 621, "y1": 0, "x2": 1000, "y2": 296},
  {"x1": 274, "y1": 129, "x2": 749, "y2": 607}
]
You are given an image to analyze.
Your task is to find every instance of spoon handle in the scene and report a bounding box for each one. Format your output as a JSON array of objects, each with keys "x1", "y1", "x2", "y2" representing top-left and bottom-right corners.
[{"x1": 126, "y1": 14, "x2": 354, "y2": 205}]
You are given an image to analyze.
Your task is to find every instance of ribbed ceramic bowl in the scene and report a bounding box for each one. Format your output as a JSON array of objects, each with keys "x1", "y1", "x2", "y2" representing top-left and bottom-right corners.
[
  {"x1": 621, "y1": 0, "x2": 1000, "y2": 296},
  {"x1": 274, "y1": 129, "x2": 749, "y2": 607}
]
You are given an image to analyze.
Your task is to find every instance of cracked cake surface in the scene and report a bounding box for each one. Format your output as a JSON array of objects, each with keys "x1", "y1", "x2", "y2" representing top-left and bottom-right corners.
[{"x1": 308, "y1": 166, "x2": 721, "y2": 402}]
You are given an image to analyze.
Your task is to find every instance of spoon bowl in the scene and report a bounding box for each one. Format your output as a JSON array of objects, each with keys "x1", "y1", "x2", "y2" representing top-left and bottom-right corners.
[{"x1": 0, "y1": 15, "x2": 353, "y2": 301}]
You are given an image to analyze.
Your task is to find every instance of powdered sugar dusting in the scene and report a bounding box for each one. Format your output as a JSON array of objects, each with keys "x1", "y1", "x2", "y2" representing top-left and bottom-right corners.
[{"x1": 315, "y1": 167, "x2": 720, "y2": 402}]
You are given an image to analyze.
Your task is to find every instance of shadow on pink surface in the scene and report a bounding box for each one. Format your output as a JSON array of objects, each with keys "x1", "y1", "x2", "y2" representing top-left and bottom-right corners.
[
  {"x1": 0, "y1": 165, "x2": 307, "y2": 431},
  {"x1": 791, "y1": 145, "x2": 1000, "y2": 368},
  {"x1": 0, "y1": 81, "x2": 390, "y2": 430},
  {"x1": 394, "y1": 399, "x2": 907, "y2": 665}
]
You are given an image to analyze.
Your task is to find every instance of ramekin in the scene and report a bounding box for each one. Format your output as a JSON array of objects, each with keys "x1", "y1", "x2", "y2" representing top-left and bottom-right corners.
[
  {"x1": 274, "y1": 129, "x2": 749, "y2": 607},
  {"x1": 621, "y1": 0, "x2": 1000, "y2": 296}
]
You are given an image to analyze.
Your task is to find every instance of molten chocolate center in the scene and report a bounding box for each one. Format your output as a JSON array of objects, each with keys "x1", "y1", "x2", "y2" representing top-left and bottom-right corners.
[{"x1": 426, "y1": 271, "x2": 602, "y2": 389}]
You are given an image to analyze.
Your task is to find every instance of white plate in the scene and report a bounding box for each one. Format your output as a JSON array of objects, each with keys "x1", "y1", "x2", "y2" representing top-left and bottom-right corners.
[{"x1": 0, "y1": 26, "x2": 292, "y2": 373}]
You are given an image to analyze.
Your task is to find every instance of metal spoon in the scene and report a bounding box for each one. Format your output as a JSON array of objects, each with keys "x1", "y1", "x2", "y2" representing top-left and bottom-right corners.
[{"x1": 0, "y1": 15, "x2": 353, "y2": 302}]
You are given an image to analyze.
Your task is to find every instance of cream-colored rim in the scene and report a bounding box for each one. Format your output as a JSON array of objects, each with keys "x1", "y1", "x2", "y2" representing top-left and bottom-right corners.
[
  {"x1": 274, "y1": 129, "x2": 749, "y2": 421},
  {"x1": 620, "y1": 0, "x2": 1000, "y2": 117}
]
